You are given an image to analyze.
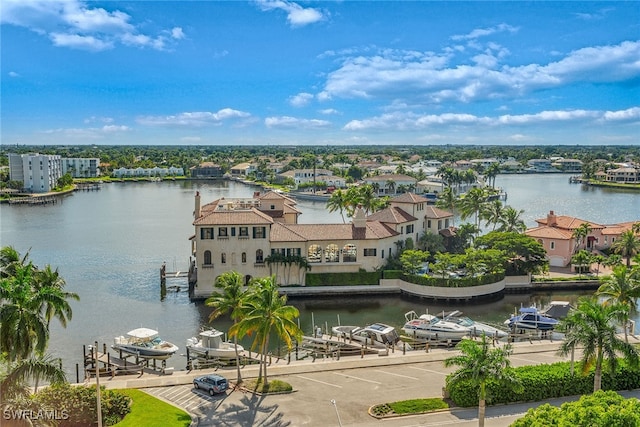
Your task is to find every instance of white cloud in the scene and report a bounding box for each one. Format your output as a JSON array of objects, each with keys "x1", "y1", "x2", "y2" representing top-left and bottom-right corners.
[
  {"x1": 1, "y1": 0, "x2": 183, "y2": 51},
  {"x1": 41, "y1": 124, "x2": 129, "y2": 138},
  {"x1": 342, "y1": 108, "x2": 640, "y2": 131},
  {"x1": 265, "y1": 116, "x2": 331, "y2": 129},
  {"x1": 319, "y1": 108, "x2": 339, "y2": 115},
  {"x1": 289, "y1": 92, "x2": 314, "y2": 107},
  {"x1": 137, "y1": 109, "x2": 251, "y2": 126},
  {"x1": 255, "y1": 0, "x2": 325, "y2": 27},
  {"x1": 180, "y1": 136, "x2": 202, "y2": 142},
  {"x1": 451, "y1": 23, "x2": 519, "y2": 41},
  {"x1": 8, "y1": 71, "x2": 20, "y2": 78}
]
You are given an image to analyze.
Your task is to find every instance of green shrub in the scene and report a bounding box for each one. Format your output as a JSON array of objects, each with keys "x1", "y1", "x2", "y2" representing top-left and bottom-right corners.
[
  {"x1": 305, "y1": 271, "x2": 380, "y2": 286},
  {"x1": 34, "y1": 383, "x2": 131, "y2": 426}
]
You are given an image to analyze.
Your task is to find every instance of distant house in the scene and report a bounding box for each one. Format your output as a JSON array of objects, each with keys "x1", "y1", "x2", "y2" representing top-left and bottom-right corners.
[
  {"x1": 276, "y1": 169, "x2": 346, "y2": 188},
  {"x1": 190, "y1": 162, "x2": 223, "y2": 178},
  {"x1": 230, "y1": 162, "x2": 255, "y2": 177},
  {"x1": 606, "y1": 167, "x2": 639, "y2": 183},
  {"x1": 363, "y1": 174, "x2": 417, "y2": 195},
  {"x1": 553, "y1": 158, "x2": 583, "y2": 173},
  {"x1": 526, "y1": 159, "x2": 556, "y2": 173}
]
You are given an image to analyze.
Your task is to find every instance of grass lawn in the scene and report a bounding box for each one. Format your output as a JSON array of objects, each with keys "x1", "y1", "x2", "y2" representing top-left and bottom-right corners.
[{"x1": 113, "y1": 389, "x2": 191, "y2": 427}]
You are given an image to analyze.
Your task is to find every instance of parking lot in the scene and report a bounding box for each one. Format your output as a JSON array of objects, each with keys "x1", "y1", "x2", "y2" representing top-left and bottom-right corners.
[{"x1": 144, "y1": 345, "x2": 572, "y2": 427}]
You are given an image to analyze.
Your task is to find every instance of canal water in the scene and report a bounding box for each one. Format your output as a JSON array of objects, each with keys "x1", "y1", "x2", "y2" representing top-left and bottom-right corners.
[{"x1": 1, "y1": 175, "x2": 638, "y2": 376}]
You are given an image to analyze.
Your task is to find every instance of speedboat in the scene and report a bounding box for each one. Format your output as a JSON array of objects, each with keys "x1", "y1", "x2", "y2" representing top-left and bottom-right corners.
[
  {"x1": 186, "y1": 328, "x2": 244, "y2": 359},
  {"x1": 113, "y1": 328, "x2": 179, "y2": 359},
  {"x1": 401, "y1": 311, "x2": 470, "y2": 341},
  {"x1": 539, "y1": 301, "x2": 573, "y2": 319},
  {"x1": 442, "y1": 310, "x2": 508, "y2": 338},
  {"x1": 332, "y1": 323, "x2": 403, "y2": 349},
  {"x1": 504, "y1": 306, "x2": 559, "y2": 331}
]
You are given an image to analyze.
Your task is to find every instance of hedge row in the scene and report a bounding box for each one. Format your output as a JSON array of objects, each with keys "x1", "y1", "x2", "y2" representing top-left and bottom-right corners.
[
  {"x1": 447, "y1": 361, "x2": 640, "y2": 407},
  {"x1": 382, "y1": 270, "x2": 505, "y2": 288},
  {"x1": 304, "y1": 271, "x2": 381, "y2": 286}
]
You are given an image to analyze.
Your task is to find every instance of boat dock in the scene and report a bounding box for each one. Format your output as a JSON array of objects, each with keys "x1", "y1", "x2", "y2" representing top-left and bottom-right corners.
[
  {"x1": 8, "y1": 196, "x2": 57, "y2": 205},
  {"x1": 83, "y1": 343, "x2": 175, "y2": 381}
]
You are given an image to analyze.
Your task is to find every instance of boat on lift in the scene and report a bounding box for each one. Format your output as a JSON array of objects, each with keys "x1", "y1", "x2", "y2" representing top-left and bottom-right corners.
[
  {"x1": 442, "y1": 310, "x2": 508, "y2": 338},
  {"x1": 186, "y1": 328, "x2": 244, "y2": 359},
  {"x1": 504, "y1": 306, "x2": 559, "y2": 331},
  {"x1": 332, "y1": 323, "x2": 404, "y2": 349},
  {"x1": 401, "y1": 311, "x2": 470, "y2": 341},
  {"x1": 112, "y1": 328, "x2": 179, "y2": 360}
]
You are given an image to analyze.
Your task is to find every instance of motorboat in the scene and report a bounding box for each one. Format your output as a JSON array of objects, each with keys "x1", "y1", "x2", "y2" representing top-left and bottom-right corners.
[
  {"x1": 442, "y1": 310, "x2": 508, "y2": 338},
  {"x1": 539, "y1": 301, "x2": 573, "y2": 319},
  {"x1": 186, "y1": 328, "x2": 244, "y2": 359},
  {"x1": 332, "y1": 323, "x2": 403, "y2": 349},
  {"x1": 401, "y1": 311, "x2": 470, "y2": 341},
  {"x1": 113, "y1": 328, "x2": 179, "y2": 359},
  {"x1": 504, "y1": 306, "x2": 559, "y2": 331}
]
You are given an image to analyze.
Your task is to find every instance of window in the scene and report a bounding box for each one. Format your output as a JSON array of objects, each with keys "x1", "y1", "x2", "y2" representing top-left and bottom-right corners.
[
  {"x1": 204, "y1": 250, "x2": 212, "y2": 265},
  {"x1": 550, "y1": 241, "x2": 555, "y2": 250},
  {"x1": 437, "y1": 220, "x2": 442, "y2": 230},
  {"x1": 406, "y1": 224, "x2": 414, "y2": 234},
  {"x1": 201, "y1": 228, "x2": 214, "y2": 239},
  {"x1": 239, "y1": 227, "x2": 249, "y2": 237},
  {"x1": 242, "y1": 252, "x2": 247, "y2": 263},
  {"x1": 253, "y1": 226, "x2": 266, "y2": 239},
  {"x1": 308, "y1": 244, "x2": 322, "y2": 263},
  {"x1": 324, "y1": 244, "x2": 339, "y2": 263},
  {"x1": 382, "y1": 249, "x2": 385, "y2": 259},
  {"x1": 218, "y1": 227, "x2": 228, "y2": 237},
  {"x1": 256, "y1": 249, "x2": 264, "y2": 263},
  {"x1": 364, "y1": 248, "x2": 376, "y2": 256},
  {"x1": 342, "y1": 244, "x2": 356, "y2": 262},
  {"x1": 427, "y1": 220, "x2": 432, "y2": 228},
  {"x1": 231, "y1": 227, "x2": 236, "y2": 237}
]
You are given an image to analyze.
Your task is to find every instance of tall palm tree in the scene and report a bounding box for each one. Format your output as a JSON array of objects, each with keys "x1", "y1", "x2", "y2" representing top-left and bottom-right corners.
[
  {"x1": 34, "y1": 265, "x2": 79, "y2": 328},
  {"x1": 385, "y1": 179, "x2": 396, "y2": 195},
  {"x1": 596, "y1": 265, "x2": 640, "y2": 342},
  {"x1": 230, "y1": 276, "x2": 303, "y2": 385},
  {"x1": 0, "y1": 246, "x2": 31, "y2": 279},
  {"x1": 326, "y1": 189, "x2": 348, "y2": 223},
  {"x1": 571, "y1": 223, "x2": 592, "y2": 254},
  {"x1": 485, "y1": 162, "x2": 501, "y2": 189},
  {"x1": 557, "y1": 297, "x2": 639, "y2": 391},
  {"x1": 1, "y1": 354, "x2": 66, "y2": 404},
  {"x1": 436, "y1": 186, "x2": 458, "y2": 227},
  {"x1": 459, "y1": 188, "x2": 488, "y2": 236},
  {"x1": 205, "y1": 271, "x2": 249, "y2": 384},
  {"x1": 612, "y1": 230, "x2": 640, "y2": 267},
  {"x1": 444, "y1": 335, "x2": 521, "y2": 427},
  {"x1": 497, "y1": 206, "x2": 526, "y2": 233},
  {"x1": 481, "y1": 199, "x2": 504, "y2": 231}
]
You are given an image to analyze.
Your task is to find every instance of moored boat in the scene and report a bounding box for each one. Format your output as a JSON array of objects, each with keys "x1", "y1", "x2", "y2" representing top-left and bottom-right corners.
[
  {"x1": 442, "y1": 310, "x2": 508, "y2": 338},
  {"x1": 332, "y1": 323, "x2": 403, "y2": 349},
  {"x1": 112, "y1": 328, "x2": 179, "y2": 359},
  {"x1": 186, "y1": 328, "x2": 244, "y2": 359},
  {"x1": 504, "y1": 306, "x2": 559, "y2": 331},
  {"x1": 401, "y1": 310, "x2": 470, "y2": 341}
]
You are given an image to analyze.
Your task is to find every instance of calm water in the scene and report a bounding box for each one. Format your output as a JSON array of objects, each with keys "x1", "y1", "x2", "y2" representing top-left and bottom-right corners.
[{"x1": 1, "y1": 175, "x2": 638, "y2": 377}]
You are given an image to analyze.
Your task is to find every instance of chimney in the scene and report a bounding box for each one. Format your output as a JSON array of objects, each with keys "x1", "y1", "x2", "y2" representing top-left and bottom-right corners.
[
  {"x1": 352, "y1": 206, "x2": 366, "y2": 229},
  {"x1": 547, "y1": 210, "x2": 557, "y2": 227},
  {"x1": 194, "y1": 191, "x2": 201, "y2": 219}
]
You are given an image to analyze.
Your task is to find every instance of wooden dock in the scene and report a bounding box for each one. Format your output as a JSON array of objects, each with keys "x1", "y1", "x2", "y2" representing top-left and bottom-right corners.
[{"x1": 83, "y1": 344, "x2": 174, "y2": 379}]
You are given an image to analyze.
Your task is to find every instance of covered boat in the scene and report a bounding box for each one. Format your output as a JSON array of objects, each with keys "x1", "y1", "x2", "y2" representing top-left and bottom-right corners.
[
  {"x1": 186, "y1": 328, "x2": 244, "y2": 359},
  {"x1": 401, "y1": 311, "x2": 470, "y2": 341},
  {"x1": 504, "y1": 306, "x2": 559, "y2": 331},
  {"x1": 332, "y1": 323, "x2": 403, "y2": 349},
  {"x1": 113, "y1": 328, "x2": 179, "y2": 359}
]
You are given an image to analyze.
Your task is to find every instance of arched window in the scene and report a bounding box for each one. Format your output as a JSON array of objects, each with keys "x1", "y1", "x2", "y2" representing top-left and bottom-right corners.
[
  {"x1": 204, "y1": 250, "x2": 212, "y2": 265},
  {"x1": 308, "y1": 244, "x2": 322, "y2": 263},
  {"x1": 324, "y1": 244, "x2": 339, "y2": 263},
  {"x1": 256, "y1": 249, "x2": 264, "y2": 263},
  {"x1": 221, "y1": 253, "x2": 226, "y2": 264},
  {"x1": 342, "y1": 244, "x2": 356, "y2": 262},
  {"x1": 242, "y1": 252, "x2": 247, "y2": 263}
]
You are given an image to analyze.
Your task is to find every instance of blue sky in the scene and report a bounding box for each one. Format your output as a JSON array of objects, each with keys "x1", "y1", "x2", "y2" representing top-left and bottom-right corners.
[{"x1": 1, "y1": 1, "x2": 639, "y2": 146}]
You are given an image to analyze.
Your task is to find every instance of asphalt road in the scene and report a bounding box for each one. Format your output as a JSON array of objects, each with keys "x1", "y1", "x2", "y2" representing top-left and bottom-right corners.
[{"x1": 142, "y1": 340, "x2": 597, "y2": 427}]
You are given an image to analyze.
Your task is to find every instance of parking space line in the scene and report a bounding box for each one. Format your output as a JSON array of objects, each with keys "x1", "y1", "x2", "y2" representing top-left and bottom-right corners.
[
  {"x1": 373, "y1": 369, "x2": 420, "y2": 380},
  {"x1": 295, "y1": 375, "x2": 342, "y2": 388},
  {"x1": 407, "y1": 366, "x2": 449, "y2": 376},
  {"x1": 333, "y1": 372, "x2": 381, "y2": 384}
]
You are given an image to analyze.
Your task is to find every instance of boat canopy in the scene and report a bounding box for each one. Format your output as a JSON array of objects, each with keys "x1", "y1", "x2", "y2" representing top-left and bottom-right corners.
[{"x1": 126, "y1": 328, "x2": 159, "y2": 339}]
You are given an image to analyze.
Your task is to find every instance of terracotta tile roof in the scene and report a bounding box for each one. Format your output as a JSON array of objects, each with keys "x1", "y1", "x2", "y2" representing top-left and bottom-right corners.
[
  {"x1": 536, "y1": 215, "x2": 604, "y2": 230},
  {"x1": 390, "y1": 193, "x2": 430, "y2": 203},
  {"x1": 525, "y1": 226, "x2": 573, "y2": 240},
  {"x1": 425, "y1": 206, "x2": 453, "y2": 219},
  {"x1": 367, "y1": 207, "x2": 417, "y2": 224},
  {"x1": 194, "y1": 208, "x2": 274, "y2": 226},
  {"x1": 601, "y1": 221, "x2": 639, "y2": 235},
  {"x1": 270, "y1": 221, "x2": 398, "y2": 242},
  {"x1": 365, "y1": 174, "x2": 417, "y2": 182}
]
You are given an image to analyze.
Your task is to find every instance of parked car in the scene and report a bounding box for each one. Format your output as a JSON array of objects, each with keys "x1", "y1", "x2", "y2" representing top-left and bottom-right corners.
[{"x1": 193, "y1": 374, "x2": 229, "y2": 395}]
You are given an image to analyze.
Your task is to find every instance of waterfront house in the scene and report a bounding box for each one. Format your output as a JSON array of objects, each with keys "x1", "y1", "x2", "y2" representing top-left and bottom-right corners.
[
  {"x1": 8, "y1": 153, "x2": 62, "y2": 193},
  {"x1": 230, "y1": 162, "x2": 255, "y2": 177},
  {"x1": 606, "y1": 167, "x2": 640, "y2": 184},
  {"x1": 276, "y1": 169, "x2": 346, "y2": 188},
  {"x1": 362, "y1": 174, "x2": 417, "y2": 195},
  {"x1": 190, "y1": 162, "x2": 224, "y2": 178},
  {"x1": 189, "y1": 190, "x2": 452, "y2": 298},
  {"x1": 525, "y1": 211, "x2": 605, "y2": 267},
  {"x1": 552, "y1": 158, "x2": 583, "y2": 173}
]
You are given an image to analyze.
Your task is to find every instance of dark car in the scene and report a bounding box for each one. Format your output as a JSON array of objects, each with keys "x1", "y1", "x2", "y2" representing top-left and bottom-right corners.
[{"x1": 193, "y1": 374, "x2": 229, "y2": 395}]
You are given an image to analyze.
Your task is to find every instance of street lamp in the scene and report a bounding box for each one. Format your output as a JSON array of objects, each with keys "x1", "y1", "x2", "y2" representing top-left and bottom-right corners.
[{"x1": 330, "y1": 399, "x2": 342, "y2": 427}]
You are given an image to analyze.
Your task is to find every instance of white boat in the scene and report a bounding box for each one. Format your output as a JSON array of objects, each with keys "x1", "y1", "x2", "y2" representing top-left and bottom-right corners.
[
  {"x1": 401, "y1": 311, "x2": 470, "y2": 341},
  {"x1": 442, "y1": 310, "x2": 508, "y2": 338},
  {"x1": 332, "y1": 323, "x2": 403, "y2": 349},
  {"x1": 113, "y1": 328, "x2": 179, "y2": 360},
  {"x1": 186, "y1": 329, "x2": 244, "y2": 359},
  {"x1": 504, "y1": 306, "x2": 559, "y2": 331}
]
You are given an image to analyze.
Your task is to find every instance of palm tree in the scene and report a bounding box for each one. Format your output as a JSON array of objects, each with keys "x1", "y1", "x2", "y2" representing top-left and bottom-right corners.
[
  {"x1": 481, "y1": 199, "x2": 504, "y2": 231},
  {"x1": 571, "y1": 223, "x2": 592, "y2": 254},
  {"x1": 459, "y1": 187, "x2": 488, "y2": 233},
  {"x1": 0, "y1": 246, "x2": 30, "y2": 278},
  {"x1": 326, "y1": 189, "x2": 348, "y2": 223},
  {"x1": 485, "y1": 162, "x2": 501, "y2": 189},
  {"x1": 497, "y1": 206, "x2": 526, "y2": 233},
  {"x1": 444, "y1": 335, "x2": 521, "y2": 427},
  {"x1": 612, "y1": 230, "x2": 640, "y2": 267},
  {"x1": 205, "y1": 271, "x2": 249, "y2": 384},
  {"x1": 571, "y1": 250, "x2": 593, "y2": 276},
  {"x1": 557, "y1": 297, "x2": 639, "y2": 391},
  {"x1": 230, "y1": 276, "x2": 303, "y2": 386},
  {"x1": 385, "y1": 179, "x2": 396, "y2": 195},
  {"x1": 1, "y1": 354, "x2": 66, "y2": 404},
  {"x1": 596, "y1": 265, "x2": 640, "y2": 342},
  {"x1": 34, "y1": 265, "x2": 79, "y2": 328},
  {"x1": 436, "y1": 186, "x2": 458, "y2": 227}
]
